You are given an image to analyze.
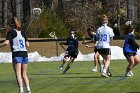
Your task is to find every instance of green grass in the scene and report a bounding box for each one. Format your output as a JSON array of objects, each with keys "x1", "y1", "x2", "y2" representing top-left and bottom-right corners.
[{"x1": 0, "y1": 60, "x2": 140, "y2": 93}]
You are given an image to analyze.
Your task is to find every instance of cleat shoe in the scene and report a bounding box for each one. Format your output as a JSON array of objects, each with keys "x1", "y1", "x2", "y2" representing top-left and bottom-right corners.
[
  {"x1": 125, "y1": 72, "x2": 132, "y2": 77},
  {"x1": 62, "y1": 70, "x2": 67, "y2": 74},
  {"x1": 129, "y1": 70, "x2": 133, "y2": 76},
  {"x1": 27, "y1": 91, "x2": 31, "y2": 93},
  {"x1": 101, "y1": 72, "x2": 109, "y2": 78},
  {"x1": 59, "y1": 65, "x2": 63, "y2": 70},
  {"x1": 91, "y1": 67, "x2": 97, "y2": 72},
  {"x1": 60, "y1": 67, "x2": 63, "y2": 70}
]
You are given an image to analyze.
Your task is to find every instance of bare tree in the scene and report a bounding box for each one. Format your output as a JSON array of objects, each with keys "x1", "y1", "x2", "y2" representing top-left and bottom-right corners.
[
  {"x1": 127, "y1": 0, "x2": 135, "y2": 21},
  {"x1": 2, "y1": 0, "x2": 7, "y2": 28},
  {"x1": 15, "y1": 0, "x2": 21, "y2": 19},
  {"x1": 23, "y1": 0, "x2": 30, "y2": 30},
  {"x1": 10, "y1": 0, "x2": 21, "y2": 20}
]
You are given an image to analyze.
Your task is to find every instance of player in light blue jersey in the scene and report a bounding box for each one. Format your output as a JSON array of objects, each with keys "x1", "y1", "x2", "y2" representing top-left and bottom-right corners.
[
  {"x1": 123, "y1": 25, "x2": 140, "y2": 77},
  {"x1": 0, "y1": 17, "x2": 31, "y2": 93},
  {"x1": 96, "y1": 15, "x2": 114, "y2": 78}
]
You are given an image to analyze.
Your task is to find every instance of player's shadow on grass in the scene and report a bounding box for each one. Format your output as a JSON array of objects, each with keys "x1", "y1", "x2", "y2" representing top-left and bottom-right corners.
[
  {"x1": 60, "y1": 76, "x2": 102, "y2": 78},
  {"x1": 110, "y1": 75, "x2": 125, "y2": 77},
  {"x1": 64, "y1": 72, "x2": 94, "y2": 74},
  {"x1": 31, "y1": 72, "x2": 94, "y2": 75},
  {"x1": 31, "y1": 73, "x2": 62, "y2": 75},
  {"x1": 62, "y1": 76, "x2": 102, "y2": 78}
]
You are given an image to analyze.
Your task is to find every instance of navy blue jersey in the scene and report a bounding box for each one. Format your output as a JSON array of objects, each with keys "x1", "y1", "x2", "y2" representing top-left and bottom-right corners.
[
  {"x1": 88, "y1": 33, "x2": 97, "y2": 44},
  {"x1": 63, "y1": 36, "x2": 79, "y2": 58},
  {"x1": 65, "y1": 36, "x2": 78, "y2": 51},
  {"x1": 123, "y1": 33, "x2": 139, "y2": 53}
]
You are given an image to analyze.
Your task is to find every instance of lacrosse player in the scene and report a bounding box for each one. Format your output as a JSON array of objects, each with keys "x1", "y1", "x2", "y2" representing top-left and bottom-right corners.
[
  {"x1": 96, "y1": 15, "x2": 114, "y2": 78},
  {"x1": 59, "y1": 30, "x2": 79, "y2": 74},
  {"x1": 0, "y1": 17, "x2": 31, "y2": 93},
  {"x1": 123, "y1": 25, "x2": 140, "y2": 77},
  {"x1": 83, "y1": 27, "x2": 104, "y2": 72}
]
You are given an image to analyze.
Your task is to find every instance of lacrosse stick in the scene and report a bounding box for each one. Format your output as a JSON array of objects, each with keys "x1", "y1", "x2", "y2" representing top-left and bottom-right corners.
[
  {"x1": 49, "y1": 32, "x2": 66, "y2": 51},
  {"x1": 82, "y1": 33, "x2": 86, "y2": 45},
  {"x1": 25, "y1": 8, "x2": 42, "y2": 33}
]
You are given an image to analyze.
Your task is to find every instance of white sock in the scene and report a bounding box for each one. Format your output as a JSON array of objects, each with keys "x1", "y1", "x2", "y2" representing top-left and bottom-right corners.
[
  {"x1": 19, "y1": 87, "x2": 24, "y2": 92},
  {"x1": 27, "y1": 86, "x2": 31, "y2": 92},
  {"x1": 101, "y1": 64, "x2": 104, "y2": 67},
  {"x1": 103, "y1": 68, "x2": 107, "y2": 73}
]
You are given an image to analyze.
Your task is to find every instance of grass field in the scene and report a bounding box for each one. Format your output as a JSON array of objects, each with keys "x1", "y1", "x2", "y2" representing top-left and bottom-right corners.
[{"x1": 0, "y1": 60, "x2": 140, "y2": 93}]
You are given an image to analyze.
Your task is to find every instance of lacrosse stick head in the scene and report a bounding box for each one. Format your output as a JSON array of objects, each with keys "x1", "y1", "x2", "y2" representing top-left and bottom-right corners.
[
  {"x1": 49, "y1": 32, "x2": 57, "y2": 39},
  {"x1": 33, "y1": 8, "x2": 42, "y2": 18}
]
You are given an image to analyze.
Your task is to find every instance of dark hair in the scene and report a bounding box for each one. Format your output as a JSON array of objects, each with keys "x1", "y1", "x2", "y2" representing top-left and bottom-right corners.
[
  {"x1": 87, "y1": 27, "x2": 94, "y2": 32},
  {"x1": 127, "y1": 25, "x2": 135, "y2": 33}
]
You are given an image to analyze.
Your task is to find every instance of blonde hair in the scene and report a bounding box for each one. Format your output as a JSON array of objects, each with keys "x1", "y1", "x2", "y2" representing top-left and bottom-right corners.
[{"x1": 102, "y1": 14, "x2": 108, "y2": 21}]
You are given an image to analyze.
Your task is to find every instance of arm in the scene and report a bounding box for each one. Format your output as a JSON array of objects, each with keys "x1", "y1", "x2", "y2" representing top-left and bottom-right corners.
[
  {"x1": 26, "y1": 41, "x2": 29, "y2": 47},
  {"x1": 60, "y1": 41, "x2": 68, "y2": 45},
  {"x1": 110, "y1": 28, "x2": 114, "y2": 42},
  {"x1": 0, "y1": 30, "x2": 12, "y2": 48},
  {"x1": 84, "y1": 40, "x2": 94, "y2": 44},
  {"x1": 60, "y1": 38, "x2": 69, "y2": 45},
  {"x1": 85, "y1": 41, "x2": 98, "y2": 48},
  {"x1": 110, "y1": 37, "x2": 113, "y2": 42},
  {"x1": 0, "y1": 40, "x2": 10, "y2": 48},
  {"x1": 128, "y1": 35, "x2": 139, "y2": 49}
]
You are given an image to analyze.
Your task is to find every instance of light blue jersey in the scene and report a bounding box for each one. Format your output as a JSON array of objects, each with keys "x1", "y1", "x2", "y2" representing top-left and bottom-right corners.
[{"x1": 96, "y1": 24, "x2": 114, "y2": 49}]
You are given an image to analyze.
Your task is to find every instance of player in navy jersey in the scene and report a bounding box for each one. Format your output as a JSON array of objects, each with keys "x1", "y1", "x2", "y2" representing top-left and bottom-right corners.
[
  {"x1": 83, "y1": 27, "x2": 104, "y2": 72},
  {"x1": 96, "y1": 15, "x2": 114, "y2": 78},
  {"x1": 123, "y1": 25, "x2": 140, "y2": 77},
  {"x1": 0, "y1": 17, "x2": 31, "y2": 93},
  {"x1": 59, "y1": 30, "x2": 79, "y2": 74}
]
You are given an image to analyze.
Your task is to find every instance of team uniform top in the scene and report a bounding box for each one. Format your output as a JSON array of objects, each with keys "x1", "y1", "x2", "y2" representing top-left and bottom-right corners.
[
  {"x1": 65, "y1": 36, "x2": 78, "y2": 52},
  {"x1": 63, "y1": 36, "x2": 79, "y2": 57},
  {"x1": 123, "y1": 33, "x2": 139, "y2": 53},
  {"x1": 96, "y1": 24, "x2": 114, "y2": 49},
  {"x1": 6, "y1": 29, "x2": 28, "y2": 57}
]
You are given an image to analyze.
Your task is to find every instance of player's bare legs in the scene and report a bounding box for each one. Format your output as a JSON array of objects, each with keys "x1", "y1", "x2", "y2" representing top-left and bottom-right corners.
[
  {"x1": 13, "y1": 63, "x2": 24, "y2": 93},
  {"x1": 101, "y1": 54, "x2": 111, "y2": 78},
  {"x1": 62, "y1": 57, "x2": 75, "y2": 74},
  {"x1": 125, "y1": 55, "x2": 140, "y2": 77},
  {"x1": 22, "y1": 64, "x2": 31, "y2": 92},
  {"x1": 92, "y1": 52, "x2": 103, "y2": 72}
]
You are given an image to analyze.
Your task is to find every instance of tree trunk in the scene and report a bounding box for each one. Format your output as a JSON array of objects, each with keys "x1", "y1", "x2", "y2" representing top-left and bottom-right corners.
[
  {"x1": 2, "y1": 0, "x2": 7, "y2": 28},
  {"x1": 51, "y1": 0, "x2": 59, "y2": 10},
  {"x1": 15, "y1": 0, "x2": 21, "y2": 20},
  {"x1": 23, "y1": 0, "x2": 30, "y2": 31},
  {"x1": 127, "y1": 0, "x2": 135, "y2": 21}
]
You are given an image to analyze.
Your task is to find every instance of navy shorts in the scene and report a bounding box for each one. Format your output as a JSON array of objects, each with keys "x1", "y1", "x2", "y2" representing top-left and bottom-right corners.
[
  {"x1": 123, "y1": 52, "x2": 137, "y2": 58},
  {"x1": 94, "y1": 47, "x2": 98, "y2": 53},
  {"x1": 97, "y1": 48, "x2": 111, "y2": 55},
  {"x1": 68, "y1": 50, "x2": 79, "y2": 58},
  {"x1": 12, "y1": 57, "x2": 29, "y2": 64}
]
